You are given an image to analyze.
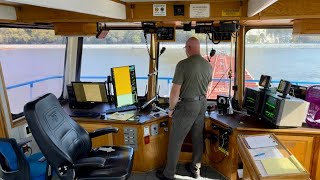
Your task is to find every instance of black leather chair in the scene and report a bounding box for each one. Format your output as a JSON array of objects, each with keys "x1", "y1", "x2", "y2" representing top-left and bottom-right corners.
[{"x1": 23, "y1": 93, "x2": 134, "y2": 180}]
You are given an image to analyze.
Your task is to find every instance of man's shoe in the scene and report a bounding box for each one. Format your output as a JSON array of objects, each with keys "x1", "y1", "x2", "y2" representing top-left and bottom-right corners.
[
  {"x1": 185, "y1": 163, "x2": 200, "y2": 179},
  {"x1": 156, "y1": 170, "x2": 174, "y2": 180}
]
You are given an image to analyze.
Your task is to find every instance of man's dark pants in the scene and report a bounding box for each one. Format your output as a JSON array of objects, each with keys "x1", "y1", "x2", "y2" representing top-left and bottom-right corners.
[{"x1": 163, "y1": 98, "x2": 207, "y2": 179}]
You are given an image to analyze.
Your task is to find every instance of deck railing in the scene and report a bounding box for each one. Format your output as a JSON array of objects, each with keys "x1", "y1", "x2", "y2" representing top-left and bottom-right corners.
[{"x1": 6, "y1": 76, "x2": 320, "y2": 100}]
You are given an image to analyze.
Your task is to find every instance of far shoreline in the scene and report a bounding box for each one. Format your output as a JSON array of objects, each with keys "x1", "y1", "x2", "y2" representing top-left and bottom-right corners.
[{"x1": 0, "y1": 44, "x2": 320, "y2": 49}]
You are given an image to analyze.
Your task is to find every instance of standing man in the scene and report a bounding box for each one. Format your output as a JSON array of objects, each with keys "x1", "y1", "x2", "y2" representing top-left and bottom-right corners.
[{"x1": 156, "y1": 37, "x2": 213, "y2": 180}]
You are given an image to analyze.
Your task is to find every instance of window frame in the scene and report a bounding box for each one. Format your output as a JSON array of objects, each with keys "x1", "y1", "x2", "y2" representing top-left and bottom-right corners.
[{"x1": 243, "y1": 26, "x2": 293, "y2": 92}]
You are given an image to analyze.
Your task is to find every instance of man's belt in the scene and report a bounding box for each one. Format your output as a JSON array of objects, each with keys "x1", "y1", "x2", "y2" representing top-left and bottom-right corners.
[{"x1": 180, "y1": 95, "x2": 206, "y2": 102}]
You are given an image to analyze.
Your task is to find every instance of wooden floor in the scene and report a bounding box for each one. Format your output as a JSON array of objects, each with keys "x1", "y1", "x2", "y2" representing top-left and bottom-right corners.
[{"x1": 129, "y1": 164, "x2": 227, "y2": 180}]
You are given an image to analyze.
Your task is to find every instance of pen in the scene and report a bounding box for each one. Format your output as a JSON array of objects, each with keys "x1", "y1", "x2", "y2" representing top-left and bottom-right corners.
[{"x1": 254, "y1": 153, "x2": 265, "y2": 157}]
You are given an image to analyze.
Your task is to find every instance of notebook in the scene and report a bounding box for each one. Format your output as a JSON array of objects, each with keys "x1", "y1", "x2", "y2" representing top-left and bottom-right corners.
[{"x1": 261, "y1": 157, "x2": 302, "y2": 175}]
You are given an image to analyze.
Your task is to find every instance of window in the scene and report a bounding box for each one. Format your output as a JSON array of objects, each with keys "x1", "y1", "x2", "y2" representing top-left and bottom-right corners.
[
  {"x1": 80, "y1": 30, "x2": 150, "y2": 96},
  {"x1": 245, "y1": 29, "x2": 320, "y2": 89},
  {"x1": 0, "y1": 28, "x2": 66, "y2": 118},
  {"x1": 158, "y1": 30, "x2": 235, "y2": 99}
]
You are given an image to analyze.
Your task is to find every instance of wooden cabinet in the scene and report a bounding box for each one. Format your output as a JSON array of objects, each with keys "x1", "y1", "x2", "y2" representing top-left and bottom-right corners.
[
  {"x1": 79, "y1": 122, "x2": 114, "y2": 148},
  {"x1": 276, "y1": 135, "x2": 314, "y2": 172}
]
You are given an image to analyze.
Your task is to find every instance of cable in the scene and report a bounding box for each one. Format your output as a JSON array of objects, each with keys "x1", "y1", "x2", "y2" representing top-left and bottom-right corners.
[
  {"x1": 144, "y1": 33, "x2": 157, "y2": 61},
  {"x1": 213, "y1": 33, "x2": 222, "y2": 45},
  {"x1": 207, "y1": 67, "x2": 231, "y2": 98},
  {"x1": 206, "y1": 35, "x2": 210, "y2": 62}
]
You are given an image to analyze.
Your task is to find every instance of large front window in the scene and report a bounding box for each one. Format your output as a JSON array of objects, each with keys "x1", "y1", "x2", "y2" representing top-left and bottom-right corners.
[
  {"x1": 159, "y1": 30, "x2": 235, "y2": 99},
  {"x1": 0, "y1": 28, "x2": 66, "y2": 118},
  {"x1": 80, "y1": 30, "x2": 236, "y2": 100},
  {"x1": 80, "y1": 30, "x2": 149, "y2": 96}
]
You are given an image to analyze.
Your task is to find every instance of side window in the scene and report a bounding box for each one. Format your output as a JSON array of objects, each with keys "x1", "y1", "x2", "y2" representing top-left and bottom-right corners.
[
  {"x1": 0, "y1": 28, "x2": 66, "y2": 119},
  {"x1": 245, "y1": 29, "x2": 320, "y2": 88}
]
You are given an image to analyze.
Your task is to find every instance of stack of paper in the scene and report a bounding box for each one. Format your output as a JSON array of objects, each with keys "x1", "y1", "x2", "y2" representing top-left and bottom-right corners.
[
  {"x1": 261, "y1": 157, "x2": 302, "y2": 175},
  {"x1": 245, "y1": 135, "x2": 278, "y2": 149}
]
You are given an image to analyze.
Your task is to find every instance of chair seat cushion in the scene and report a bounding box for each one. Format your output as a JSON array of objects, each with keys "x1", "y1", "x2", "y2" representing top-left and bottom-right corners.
[{"x1": 76, "y1": 146, "x2": 134, "y2": 180}]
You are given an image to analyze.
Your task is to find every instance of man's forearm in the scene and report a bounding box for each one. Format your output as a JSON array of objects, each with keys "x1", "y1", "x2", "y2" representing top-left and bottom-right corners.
[
  {"x1": 169, "y1": 83, "x2": 181, "y2": 110},
  {"x1": 169, "y1": 95, "x2": 179, "y2": 110}
]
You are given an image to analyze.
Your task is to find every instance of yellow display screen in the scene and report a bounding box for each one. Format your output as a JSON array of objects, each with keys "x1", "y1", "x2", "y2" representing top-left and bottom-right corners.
[{"x1": 111, "y1": 65, "x2": 137, "y2": 107}]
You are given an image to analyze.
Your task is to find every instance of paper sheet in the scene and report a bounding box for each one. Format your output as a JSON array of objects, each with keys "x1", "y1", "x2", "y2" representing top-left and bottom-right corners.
[
  {"x1": 254, "y1": 160, "x2": 268, "y2": 177},
  {"x1": 245, "y1": 135, "x2": 278, "y2": 149},
  {"x1": 237, "y1": 169, "x2": 243, "y2": 178},
  {"x1": 261, "y1": 158, "x2": 301, "y2": 175},
  {"x1": 108, "y1": 112, "x2": 134, "y2": 120},
  {"x1": 289, "y1": 155, "x2": 305, "y2": 172},
  {"x1": 248, "y1": 147, "x2": 283, "y2": 160}
]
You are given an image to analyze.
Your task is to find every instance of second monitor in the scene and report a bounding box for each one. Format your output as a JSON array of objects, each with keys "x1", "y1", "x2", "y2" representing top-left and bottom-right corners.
[
  {"x1": 111, "y1": 65, "x2": 138, "y2": 107},
  {"x1": 72, "y1": 82, "x2": 108, "y2": 103}
]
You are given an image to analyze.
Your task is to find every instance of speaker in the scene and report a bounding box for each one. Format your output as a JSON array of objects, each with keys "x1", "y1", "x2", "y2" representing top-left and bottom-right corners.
[
  {"x1": 67, "y1": 84, "x2": 77, "y2": 109},
  {"x1": 217, "y1": 95, "x2": 229, "y2": 114}
]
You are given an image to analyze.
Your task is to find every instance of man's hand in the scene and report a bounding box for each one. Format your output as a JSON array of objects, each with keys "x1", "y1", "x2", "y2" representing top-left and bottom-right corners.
[{"x1": 168, "y1": 110, "x2": 174, "y2": 118}]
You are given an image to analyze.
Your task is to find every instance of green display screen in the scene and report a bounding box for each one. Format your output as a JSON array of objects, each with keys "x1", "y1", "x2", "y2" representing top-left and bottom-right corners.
[{"x1": 263, "y1": 96, "x2": 277, "y2": 120}]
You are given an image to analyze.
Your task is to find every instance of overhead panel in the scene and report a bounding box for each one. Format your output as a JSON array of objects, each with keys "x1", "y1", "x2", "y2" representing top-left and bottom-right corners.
[
  {"x1": 3, "y1": 0, "x2": 126, "y2": 19},
  {"x1": 0, "y1": 5, "x2": 16, "y2": 20},
  {"x1": 247, "y1": 0, "x2": 278, "y2": 17}
]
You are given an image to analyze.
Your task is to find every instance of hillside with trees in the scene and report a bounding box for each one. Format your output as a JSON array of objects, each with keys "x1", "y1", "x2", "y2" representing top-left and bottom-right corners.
[{"x1": 1, "y1": 28, "x2": 320, "y2": 44}]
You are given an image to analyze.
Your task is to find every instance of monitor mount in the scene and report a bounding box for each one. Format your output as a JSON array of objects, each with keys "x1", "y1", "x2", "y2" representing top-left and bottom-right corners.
[{"x1": 140, "y1": 95, "x2": 168, "y2": 115}]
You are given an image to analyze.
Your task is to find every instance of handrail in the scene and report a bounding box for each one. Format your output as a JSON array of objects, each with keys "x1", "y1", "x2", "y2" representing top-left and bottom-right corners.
[
  {"x1": 5, "y1": 75, "x2": 320, "y2": 90},
  {"x1": 6, "y1": 76, "x2": 64, "y2": 90}
]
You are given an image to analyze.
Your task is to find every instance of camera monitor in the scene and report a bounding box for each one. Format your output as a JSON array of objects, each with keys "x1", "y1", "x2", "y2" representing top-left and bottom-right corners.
[
  {"x1": 277, "y1": 79, "x2": 292, "y2": 98},
  {"x1": 111, "y1": 65, "x2": 138, "y2": 108},
  {"x1": 259, "y1": 75, "x2": 271, "y2": 89},
  {"x1": 72, "y1": 82, "x2": 108, "y2": 103}
]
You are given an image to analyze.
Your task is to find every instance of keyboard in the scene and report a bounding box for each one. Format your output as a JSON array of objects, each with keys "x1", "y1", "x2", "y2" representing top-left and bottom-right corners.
[
  {"x1": 71, "y1": 111, "x2": 100, "y2": 118},
  {"x1": 105, "y1": 105, "x2": 137, "y2": 114}
]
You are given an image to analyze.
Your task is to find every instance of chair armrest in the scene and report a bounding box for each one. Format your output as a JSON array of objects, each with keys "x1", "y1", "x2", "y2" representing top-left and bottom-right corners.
[
  {"x1": 17, "y1": 138, "x2": 32, "y2": 148},
  {"x1": 89, "y1": 127, "x2": 119, "y2": 138},
  {"x1": 73, "y1": 157, "x2": 106, "y2": 168}
]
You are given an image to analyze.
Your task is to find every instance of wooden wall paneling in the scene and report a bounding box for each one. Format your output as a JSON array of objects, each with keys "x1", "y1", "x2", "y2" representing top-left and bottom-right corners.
[
  {"x1": 276, "y1": 135, "x2": 314, "y2": 172},
  {"x1": 260, "y1": 0, "x2": 320, "y2": 19},
  {"x1": 16, "y1": 5, "x2": 120, "y2": 23},
  {"x1": 54, "y1": 23, "x2": 97, "y2": 36},
  {"x1": 0, "y1": 108, "x2": 8, "y2": 138},
  {"x1": 235, "y1": 25, "x2": 245, "y2": 104},
  {"x1": 311, "y1": 137, "x2": 320, "y2": 180},
  {"x1": 293, "y1": 19, "x2": 320, "y2": 35},
  {"x1": 147, "y1": 34, "x2": 157, "y2": 101},
  {"x1": 107, "y1": 123, "x2": 144, "y2": 172},
  {"x1": 0, "y1": 62, "x2": 9, "y2": 137},
  {"x1": 141, "y1": 119, "x2": 170, "y2": 171},
  {"x1": 79, "y1": 122, "x2": 113, "y2": 148},
  {"x1": 207, "y1": 121, "x2": 235, "y2": 179},
  {"x1": 127, "y1": 1, "x2": 241, "y2": 22}
]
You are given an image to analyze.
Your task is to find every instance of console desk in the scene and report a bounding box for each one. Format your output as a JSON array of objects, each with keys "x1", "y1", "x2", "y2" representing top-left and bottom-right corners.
[
  {"x1": 63, "y1": 104, "x2": 170, "y2": 172},
  {"x1": 207, "y1": 112, "x2": 320, "y2": 180}
]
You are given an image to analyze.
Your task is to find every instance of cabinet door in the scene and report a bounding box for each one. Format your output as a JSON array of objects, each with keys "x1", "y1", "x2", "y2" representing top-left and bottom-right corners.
[
  {"x1": 276, "y1": 135, "x2": 313, "y2": 171},
  {"x1": 80, "y1": 123, "x2": 114, "y2": 148}
]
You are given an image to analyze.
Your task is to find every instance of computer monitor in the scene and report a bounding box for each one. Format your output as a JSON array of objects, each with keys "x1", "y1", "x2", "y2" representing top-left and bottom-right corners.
[
  {"x1": 111, "y1": 65, "x2": 138, "y2": 107},
  {"x1": 261, "y1": 93, "x2": 309, "y2": 127},
  {"x1": 243, "y1": 87, "x2": 268, "y2": 115},
  {"x1": 277, "y1": 79, "x2": 291, "y2": 98},
  {"x1": 259, "y1": 75, "x2": 271, "y2": 89},
  {"x1": 72, "y1": 82, "x2": 108, "y2": 103}
]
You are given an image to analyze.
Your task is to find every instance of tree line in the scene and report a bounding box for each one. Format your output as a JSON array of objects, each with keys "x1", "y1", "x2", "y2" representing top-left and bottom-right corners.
[{"x1": 1, "y1": 28, "x2": 320, "y2": 44}]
